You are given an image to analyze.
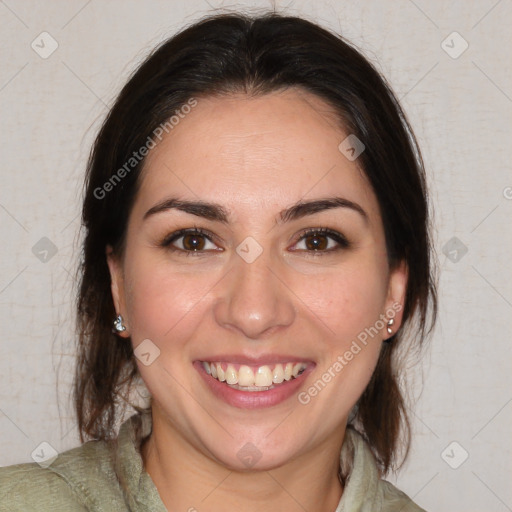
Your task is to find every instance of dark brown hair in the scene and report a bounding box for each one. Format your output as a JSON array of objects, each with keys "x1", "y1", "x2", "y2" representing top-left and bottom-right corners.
[{"x1": 75, "y1": 12, "x2": 437, "y2": 474}]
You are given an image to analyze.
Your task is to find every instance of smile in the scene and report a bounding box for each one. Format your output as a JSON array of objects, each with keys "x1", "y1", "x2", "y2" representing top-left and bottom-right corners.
[
  {"x1": 201, "y1": 361, "x2": 308, "y2": 390},
  {"x1": 195, "y1": 358, "x2": 315, "y2": 408}
]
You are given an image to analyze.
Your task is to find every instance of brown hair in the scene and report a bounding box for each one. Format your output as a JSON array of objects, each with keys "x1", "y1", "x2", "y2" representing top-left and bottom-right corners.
[{"x1": 74, "y1": 12, "x2": 437, "y2": 474}]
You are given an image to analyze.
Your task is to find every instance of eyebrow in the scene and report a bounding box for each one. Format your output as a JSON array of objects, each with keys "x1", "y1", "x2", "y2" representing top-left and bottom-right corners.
[
  {"x1": 279, "y1": 197, "x2": 368, "y2": 224},
  {"x1": 143, "y1": 196, "x2": 368, "y2": 224}
]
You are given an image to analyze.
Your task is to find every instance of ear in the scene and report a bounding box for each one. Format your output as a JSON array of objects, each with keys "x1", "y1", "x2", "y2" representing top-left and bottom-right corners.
[
  {"x1": 106, "y1": 245, "x2": 130, "y2": 337},
  {"x1": 384, "y1": 260, "x2": 408, "y2": 339}
]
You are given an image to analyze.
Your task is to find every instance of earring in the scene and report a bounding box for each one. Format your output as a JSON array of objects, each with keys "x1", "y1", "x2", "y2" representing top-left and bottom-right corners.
[
  {"x1": 113, "y1": 314, "x2": 126, "y2": 333},
  {"x1": 386, "y1": 318, "x2": 394, "y2": 335}
]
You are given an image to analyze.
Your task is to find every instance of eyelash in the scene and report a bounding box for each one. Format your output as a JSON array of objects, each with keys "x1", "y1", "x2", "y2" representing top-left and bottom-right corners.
[
  {"x1": 160, "y1": 227, "x2": 350, "y2": 256},
  {"x1": 160, "y1": 228, "x2": 216, "y2": 256},
  {"x1": 292, "y1": 228, "x2": 350, "y2": 253}
]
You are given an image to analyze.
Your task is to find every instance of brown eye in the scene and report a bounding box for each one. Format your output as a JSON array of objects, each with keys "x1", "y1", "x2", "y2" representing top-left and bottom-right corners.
[
  {"x1": 182, "y1": 233, "x2": 206, "y2": 251},
  {"x1": 304, "y1": 233, "x2": 328, "y2": 251},
  {"x1": 161, "y1": 228, "x2": 219, "y2": 253},
  {"x1": 292, "y1": 228, "x2": 349, "y2": 253}
]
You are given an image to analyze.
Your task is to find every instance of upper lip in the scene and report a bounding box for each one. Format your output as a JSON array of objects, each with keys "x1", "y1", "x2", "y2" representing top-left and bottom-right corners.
[{"x1": 196, "y1": 354, "x2": 315, "y2": 366}]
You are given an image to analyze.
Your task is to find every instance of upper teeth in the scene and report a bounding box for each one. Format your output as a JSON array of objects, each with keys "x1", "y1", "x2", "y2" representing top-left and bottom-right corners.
[{"x1": 202, "y1": 362, "x2": 307, "y2": 387}]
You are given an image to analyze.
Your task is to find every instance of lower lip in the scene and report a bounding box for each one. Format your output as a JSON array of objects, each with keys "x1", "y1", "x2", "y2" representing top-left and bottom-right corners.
[{"x1": 194, "y1": 361, "x2": 314, "y2": 409}]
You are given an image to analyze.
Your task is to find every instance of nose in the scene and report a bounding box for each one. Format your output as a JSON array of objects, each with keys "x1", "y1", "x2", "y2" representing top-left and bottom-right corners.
[{"x1": 213, "y1": 249, "x2": 296, "y2": 339}]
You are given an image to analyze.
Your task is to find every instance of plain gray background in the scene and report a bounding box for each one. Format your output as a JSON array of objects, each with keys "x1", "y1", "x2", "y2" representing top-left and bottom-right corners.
[{"x1": 1, "y1": 1, "x2": 511, "y2": 510}]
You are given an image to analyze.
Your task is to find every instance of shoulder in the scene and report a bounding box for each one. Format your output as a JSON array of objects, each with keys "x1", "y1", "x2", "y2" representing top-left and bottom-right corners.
[
  {"x1": 0, "y1": 461, "x2": 87, "y2": 511},
  {"x1": 0, "y1": 438, "x2": 121, "y2": 512},
  {"x1": 378, "y1": 479, "x2": 427, "y2": 512}
]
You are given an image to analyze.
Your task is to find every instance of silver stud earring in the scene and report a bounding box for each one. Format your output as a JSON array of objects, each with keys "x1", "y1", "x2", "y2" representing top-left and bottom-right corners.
[
  {"x1": 113, "y1": 314, "x2": 126, "y2": 333},
  {"x1": 386, "y1": 318, "x2": 395, "y2": 335}
]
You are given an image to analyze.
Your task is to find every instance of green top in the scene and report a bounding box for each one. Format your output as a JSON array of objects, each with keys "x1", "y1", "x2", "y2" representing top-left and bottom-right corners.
[{"x1": 0, "y1": 412, "x2": 425, "y2": 511}]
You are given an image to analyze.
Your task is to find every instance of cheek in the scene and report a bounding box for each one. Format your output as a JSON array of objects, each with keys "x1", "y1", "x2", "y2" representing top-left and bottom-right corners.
[
  {"x1": 294, "y1": 264, "x2": 386, "y2": 413},
  {"x1": 123, "y1": 258, "x2": 220, "y2": 402},
  {"x1": 290, "y1": 253, "x2": 387, "y2": 405},
  {"x1": 291, "y1": 257, "x2": 389, "y2": 342},
  {"x1": 123, "y1": 255, "x2": 217, "y2": 344}
]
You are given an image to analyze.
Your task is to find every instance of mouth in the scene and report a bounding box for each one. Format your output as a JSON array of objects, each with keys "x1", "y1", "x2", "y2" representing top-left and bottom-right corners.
[
  {"x1": 194, "y1": 357, "x2": 315, "y2": 409},
  {"x1": 201, "y1": 361, "x2": 308, "y2": 391}
]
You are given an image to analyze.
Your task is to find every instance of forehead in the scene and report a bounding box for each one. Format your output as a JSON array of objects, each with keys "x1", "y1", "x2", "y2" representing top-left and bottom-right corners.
[{"x1": 136, "y1": 89, "x2": 379, "y2": 222}]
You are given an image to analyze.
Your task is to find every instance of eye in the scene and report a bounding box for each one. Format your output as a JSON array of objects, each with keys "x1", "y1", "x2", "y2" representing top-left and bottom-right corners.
[
  {"x1": 161, "y1": 228, "x2": 220, "y2": 254},
  {"x1": 291, "y1": 228, "x2": 349, "y2": 253}
]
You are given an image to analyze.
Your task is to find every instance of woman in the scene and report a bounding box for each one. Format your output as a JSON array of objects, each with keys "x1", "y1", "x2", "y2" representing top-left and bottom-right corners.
[{"x1": 0, "y1": 12, "x2": 436, "y2": 511}]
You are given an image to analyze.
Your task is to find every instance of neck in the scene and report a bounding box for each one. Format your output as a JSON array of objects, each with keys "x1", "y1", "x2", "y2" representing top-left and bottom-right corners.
[{"x1": 141, "y1": 407, "x2": 345, "y2": 512}]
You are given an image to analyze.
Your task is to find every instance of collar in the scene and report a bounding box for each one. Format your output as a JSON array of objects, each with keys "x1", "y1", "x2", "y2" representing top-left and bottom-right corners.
[{"x1": 113, "y1": 411, "x2": 166, "y2": 511}]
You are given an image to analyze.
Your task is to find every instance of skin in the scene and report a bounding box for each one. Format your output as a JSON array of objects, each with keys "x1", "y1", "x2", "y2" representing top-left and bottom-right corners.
[{"x1": 107, "y1": 88, "x2": 407, "y2": 512}]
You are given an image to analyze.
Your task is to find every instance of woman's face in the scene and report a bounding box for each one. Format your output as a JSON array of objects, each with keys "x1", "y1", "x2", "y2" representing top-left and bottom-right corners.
[{"x1": 108, "y1": 89, "x2": 407, "y2": 471}]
